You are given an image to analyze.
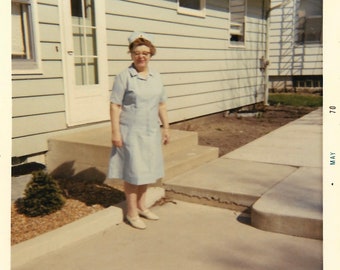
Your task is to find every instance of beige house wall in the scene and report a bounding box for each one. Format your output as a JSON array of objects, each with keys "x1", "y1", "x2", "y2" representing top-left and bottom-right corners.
[{"x1": 12, "y1": 0, "x2": 268, "y2": 157}]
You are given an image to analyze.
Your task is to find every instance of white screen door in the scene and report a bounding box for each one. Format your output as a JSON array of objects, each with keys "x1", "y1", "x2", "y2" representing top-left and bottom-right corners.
[{"x1": 62, "y1": 0, "x2": 109, "y2": 126}]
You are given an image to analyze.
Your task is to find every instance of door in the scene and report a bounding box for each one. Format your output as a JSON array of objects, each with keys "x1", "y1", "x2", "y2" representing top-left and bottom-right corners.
[{"x1": 61, "y1": 0, "x2": 109, "y2": 126}]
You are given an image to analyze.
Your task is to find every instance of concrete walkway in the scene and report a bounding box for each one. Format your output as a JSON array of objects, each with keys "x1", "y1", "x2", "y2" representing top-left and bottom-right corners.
[
  {"x1": 12, "y1": 201, "x2": 322, "y2": 270},
  {"x1": 11, "y1": 108, "x2": 323, "y2": 269},
  {"x1": 164, "y1": 108, "x2": 322, "y2": 239}
]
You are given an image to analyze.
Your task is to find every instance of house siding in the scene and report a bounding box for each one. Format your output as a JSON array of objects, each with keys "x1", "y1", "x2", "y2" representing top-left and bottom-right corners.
[
  {"x1": 268, "y1": 0, "x2": 323, "y2": 90},
  {"x1": 12, "y1": 1, "x2": 67, "y2": 157},
  {"x1": 12, "y1": 0, "x2": 268, "y2": 157},
  {"x1": 106, "y1": 0, "x2": 267, "y2": 123}
]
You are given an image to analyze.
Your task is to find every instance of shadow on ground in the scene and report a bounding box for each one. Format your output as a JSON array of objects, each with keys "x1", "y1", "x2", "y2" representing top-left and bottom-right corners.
[
  {"x1": 12, "y1": 161, "x2": 125, "y2": 208},
  {"x1": 51, "y1": 162, "x2": 125, "y2": 208}
]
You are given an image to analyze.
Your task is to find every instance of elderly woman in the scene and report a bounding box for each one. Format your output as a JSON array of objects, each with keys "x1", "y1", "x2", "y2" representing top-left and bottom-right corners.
[{"x1": 108, "y1": 32, "x2": 170, "y2": 229}]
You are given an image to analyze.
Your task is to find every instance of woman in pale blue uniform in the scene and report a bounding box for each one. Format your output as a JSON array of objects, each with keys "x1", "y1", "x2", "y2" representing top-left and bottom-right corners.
[{"x1": 108, "y1": 32, "x2": 170, "y2": 229}]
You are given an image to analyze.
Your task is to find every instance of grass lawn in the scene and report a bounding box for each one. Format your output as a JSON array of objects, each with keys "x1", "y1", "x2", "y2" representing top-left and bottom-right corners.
[{"x1": 268, "y1": 93, "x2": 323, "y2": 107}]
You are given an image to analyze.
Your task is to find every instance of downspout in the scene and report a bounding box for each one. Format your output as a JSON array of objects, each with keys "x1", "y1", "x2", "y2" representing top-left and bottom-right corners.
[{"x1": 263, "y1": 0, "x2": 293, "y2": 105}]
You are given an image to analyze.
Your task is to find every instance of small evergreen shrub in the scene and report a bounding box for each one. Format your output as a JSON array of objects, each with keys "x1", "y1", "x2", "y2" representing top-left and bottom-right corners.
[{"x1": 16, "y1": 170, "x2": 65, "y2": 217}]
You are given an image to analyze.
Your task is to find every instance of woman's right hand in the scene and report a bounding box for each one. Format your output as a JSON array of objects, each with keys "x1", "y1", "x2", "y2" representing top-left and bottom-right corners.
[{"x1": 112, "y1": 133, "x2": 123, "y2": 147}]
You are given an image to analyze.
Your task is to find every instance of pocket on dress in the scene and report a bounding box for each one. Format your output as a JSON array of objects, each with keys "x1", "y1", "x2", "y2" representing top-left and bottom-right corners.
[{"x1": 123, "y1": 89, "x2": 137, "y2": 106}]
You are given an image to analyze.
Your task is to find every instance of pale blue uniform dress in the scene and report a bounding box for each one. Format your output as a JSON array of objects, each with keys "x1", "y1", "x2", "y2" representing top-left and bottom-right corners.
[{"x1": 107, "y1": 65, "x2": 167, "y2": 185}]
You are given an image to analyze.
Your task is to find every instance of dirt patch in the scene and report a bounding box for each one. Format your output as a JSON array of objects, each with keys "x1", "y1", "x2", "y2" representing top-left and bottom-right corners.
[
  {"x1": 171, "y1": 105, "x2": 316, "y2": 156},
  {"x1": 11, "y1": 104, "x2": 317, "y2": 245}
]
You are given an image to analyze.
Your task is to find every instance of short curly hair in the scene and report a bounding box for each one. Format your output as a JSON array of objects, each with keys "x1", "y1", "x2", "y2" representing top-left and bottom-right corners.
[{"x1": 129, "y1": 38, "x2": 156, "y2": 56}]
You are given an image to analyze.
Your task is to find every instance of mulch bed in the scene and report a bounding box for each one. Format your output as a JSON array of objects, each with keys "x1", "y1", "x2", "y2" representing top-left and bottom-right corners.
[{"x1": 11, "y1": 178, "x2": 125, "y2": 245}]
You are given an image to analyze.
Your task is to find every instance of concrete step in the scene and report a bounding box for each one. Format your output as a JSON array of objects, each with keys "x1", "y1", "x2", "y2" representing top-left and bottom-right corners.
[
  {"x1": 163, "y1": 129, "x2": 198, "y2": 156},
  {"x1": 46, "y1": 125, "x2": 218, "y2": 183},
  {"x1": 163, "y1": 158, "x2": 297, "y2": 212},
  {"x1": 251, "y1": 167, "x2": 322, "y2": 240},
  {"x1": 164, "y1": 145, "x2": 219, "y2": 181}
]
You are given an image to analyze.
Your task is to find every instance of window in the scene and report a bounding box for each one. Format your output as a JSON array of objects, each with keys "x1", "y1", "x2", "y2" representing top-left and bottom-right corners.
[
  {"x1": 12, "y1": 0, "x2": 40, "y2": 72},
  {"x1": 229, "y1": 0, "x2": 246, "y2": 46},
  {"x1": 293, "y1": 75, "x2": 323, "y2": 88},
  {"x1": 177, "y1": 0, "x2": 206, "y2": 17},
  {"x1": 296, "y1": 0, "x2": 322, "y2": 44},
  {"x1": 71, "y1": 0, "x2": 99, "y2": 85}
]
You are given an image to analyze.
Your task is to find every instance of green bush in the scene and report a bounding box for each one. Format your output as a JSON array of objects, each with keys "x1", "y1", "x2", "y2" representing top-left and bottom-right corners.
[
  {"x1": 16, "y1": 170, "x2": 65, "y2": 217},
  {"x1": 268, "y1": 93, "x2": 323, "y2": 107}
]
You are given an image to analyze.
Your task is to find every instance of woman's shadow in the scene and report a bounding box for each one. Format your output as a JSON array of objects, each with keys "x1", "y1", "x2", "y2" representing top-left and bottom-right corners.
[{"x1": 51, "y1": 161, "x2": 126, "y2": 208}]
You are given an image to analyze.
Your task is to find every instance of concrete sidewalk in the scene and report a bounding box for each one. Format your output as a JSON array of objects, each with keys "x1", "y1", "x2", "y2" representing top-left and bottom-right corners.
[
  {"x1": 165, "y1": 108, "x2": 322, "y2": 239},
  {"x1": 12, "y1": 201, "x2": 322, "y2": 270},
  {"x1": 11, "y1": 108, "x2": 323, "y2": 269}
]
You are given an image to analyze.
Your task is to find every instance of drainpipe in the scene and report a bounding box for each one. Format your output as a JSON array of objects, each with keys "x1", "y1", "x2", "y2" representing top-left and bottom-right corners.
[{"x1": 264, "y1": 0, "x2": 293, "y2": 105}]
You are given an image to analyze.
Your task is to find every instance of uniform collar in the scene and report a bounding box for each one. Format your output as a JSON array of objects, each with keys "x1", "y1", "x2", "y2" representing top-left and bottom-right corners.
[{"x1": 128, "y1": 64, "x2": 154, "y2": 77}]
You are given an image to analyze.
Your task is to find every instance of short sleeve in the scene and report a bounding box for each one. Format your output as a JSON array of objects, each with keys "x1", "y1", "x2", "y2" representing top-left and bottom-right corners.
[
  {"x1": 157, "y1": 73, "x2": 167, "y2": 103},
  {"x1": 110, "y1": 73, "x2": 126, "y2": 105},
  {"x1": 160, "y1": 85, "x2": 167, "y2": 103}
]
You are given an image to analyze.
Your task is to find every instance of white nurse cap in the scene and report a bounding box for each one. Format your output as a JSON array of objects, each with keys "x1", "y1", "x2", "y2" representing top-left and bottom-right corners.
[{"x1": 128, "y1": 31, "x2": 154, "y2": 44}]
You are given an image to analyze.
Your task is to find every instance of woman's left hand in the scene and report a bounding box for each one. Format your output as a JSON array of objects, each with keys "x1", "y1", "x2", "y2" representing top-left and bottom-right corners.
[{"x1": 162, "y1": 129, "x2": 170, "y2": 145}]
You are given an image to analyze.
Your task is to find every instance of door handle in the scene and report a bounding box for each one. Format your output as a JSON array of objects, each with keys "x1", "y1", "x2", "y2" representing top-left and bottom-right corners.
[{"x1": 67, "y1": 50, "x2": 74, "y2": 55}]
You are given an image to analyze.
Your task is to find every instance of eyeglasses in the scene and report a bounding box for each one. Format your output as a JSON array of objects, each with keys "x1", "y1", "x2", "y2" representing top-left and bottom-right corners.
[{"x1": 132, "y1": 51, "x2": 151, "y2": 57}]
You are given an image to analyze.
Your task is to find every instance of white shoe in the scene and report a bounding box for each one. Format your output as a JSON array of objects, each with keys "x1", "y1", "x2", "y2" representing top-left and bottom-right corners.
[
  {"x1": 138, "y1": 209, "x2": 159, "y2": 220},
  {"x1": 126, "y1": 215, "x2": 146, "y2": 229}
]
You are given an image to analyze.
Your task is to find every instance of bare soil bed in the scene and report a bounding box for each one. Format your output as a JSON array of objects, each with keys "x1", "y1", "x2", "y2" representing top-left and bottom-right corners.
[
  {"x1": 11, "y1": 104, "x2": 317, "y2": 245},
  {"x1": 172, "y1": 105, "x2": 316, "y2": 156}
]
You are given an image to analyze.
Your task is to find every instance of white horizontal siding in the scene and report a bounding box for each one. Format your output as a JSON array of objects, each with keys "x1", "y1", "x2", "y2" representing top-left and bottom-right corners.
[
  {"x1": 38, "y1": 0, "x2": 58, "y2": 5},
  {"x1": 13, "y1": 59, "x2": 63, "y2": 80},
  {"x1": 106, "y1": 16, "x2": 227, "y2": 40},
  {"x1": 268, "y1": 0, "x2": 323, "y2": 77},
  {"x1": 106, "y1": 0, "x2": 228, "y2": 28},
  {"x1": 12, "y1": 78, "x2": 64, "y2": 97},
  {"x1": 12, "y1": 95, "x2": 65, "y2": 117},
  {"x1": 161, "y1": 68, "x2": 260, "y2": 86},
  {"x1": 168, "y1": 85, "x2": 261, "y2": 109},
  {"x1": 166, "y1": 81, "x2": 234, "y2": 97},
  {"x1": 168, "y1": 92, "x2": 264, "y2": 121},
  {"x1": 12, "y1": 1, "x2": 66, "y2": 157},
  {"x1": 12, "y1": 112, "x2": 67, "y2": 138},
  {"x1": 40, "y1": 42, "x2": 62, "y2": 60},
  {"x1": 270, "y1": 53, "x2": 323, "y2": 64},
  {"x1": 271, "y1": 43, "x2": 322, "y2": 56},
  {"x1": 37, "y1": 2, "x2": 59, "y2": 24},
  {"x1": 13, "y1": 133, "x2": 55, "y2": 157}
]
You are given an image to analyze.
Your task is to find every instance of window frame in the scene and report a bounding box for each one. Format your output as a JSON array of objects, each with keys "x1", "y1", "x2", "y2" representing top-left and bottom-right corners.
[
  {"x1": 12, "y1": 0, "x2": 42, "y2": 74},
  {"x1": 177, "y1": 0, "x2": 206, "y2": 18},
  {"x1": 295, "y1": 15, "x2": 322, "y2": 45},
  {"x1": 229, "y1": 0, "x2": 247, "y2": 48},
  {"x1": 295, "y1": 0, "x2": 323, "y2": 45}
]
